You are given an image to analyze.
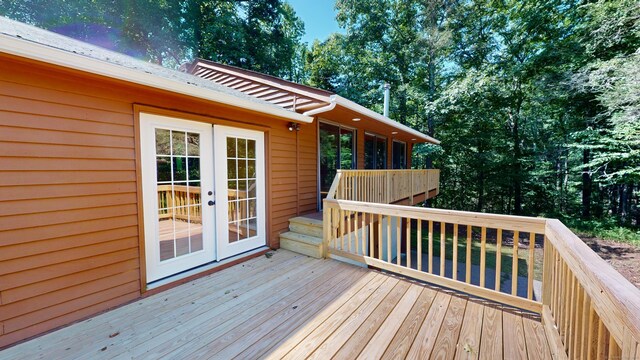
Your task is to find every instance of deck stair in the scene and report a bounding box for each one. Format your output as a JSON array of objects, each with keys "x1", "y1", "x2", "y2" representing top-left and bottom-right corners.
[{"x1": 279, "y1": 215, "x2": 323, "y2": 258}]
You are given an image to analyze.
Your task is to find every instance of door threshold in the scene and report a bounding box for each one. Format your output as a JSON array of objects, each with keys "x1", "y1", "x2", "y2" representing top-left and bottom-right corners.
[{"x1": 145, "y1": 246, "x2": 270, "y2": 291}]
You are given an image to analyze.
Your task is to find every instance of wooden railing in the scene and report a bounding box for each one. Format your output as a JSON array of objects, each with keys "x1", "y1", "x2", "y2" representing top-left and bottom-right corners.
[
  {"x1": 542, "y1": 220, "x2": 640, "y2": 359},
  {"x1": 326, "y1": 169, "x2": 440, "y2": 205},
  {"x1": 157, "y1": 185, "x2": 252, "y2": 222},
  {"x1": 158, "y1": 185, "x2": 202, "y2": 221},
  {"x1": 322, "y1": 198, "x2": 640, "y2": 359}
]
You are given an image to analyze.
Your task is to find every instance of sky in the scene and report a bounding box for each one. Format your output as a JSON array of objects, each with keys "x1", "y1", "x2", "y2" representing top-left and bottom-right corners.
[{"x1": 287, "y1": 0, "x2": 344, "y2": 44}]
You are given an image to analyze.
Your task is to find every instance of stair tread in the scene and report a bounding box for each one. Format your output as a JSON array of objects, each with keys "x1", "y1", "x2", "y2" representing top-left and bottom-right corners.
[
  {"x1": 288, "y1": 216, "x2": 323, "y2": 227},
  {"x1": 280, "y1": 231, "x2": 323, "y2": 245}
]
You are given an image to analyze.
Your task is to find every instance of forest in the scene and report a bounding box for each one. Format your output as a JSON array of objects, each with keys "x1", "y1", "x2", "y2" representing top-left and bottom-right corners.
[{"x1": 2, "y1": 0, "x2": 638, "y2": 241}]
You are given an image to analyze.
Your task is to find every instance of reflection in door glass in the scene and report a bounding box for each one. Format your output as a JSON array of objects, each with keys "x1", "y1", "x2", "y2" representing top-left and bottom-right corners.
[
  {"x1": 155, "y1": 128, "x2": 203, "y2": 261},
  {"x1": 226, "y1": 136, "x2": 258, "y2": 244}
]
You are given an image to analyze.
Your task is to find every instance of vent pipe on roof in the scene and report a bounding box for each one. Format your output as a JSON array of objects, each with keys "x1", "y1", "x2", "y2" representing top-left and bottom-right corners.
[{"x1": 383, "y1": 83, "x2": 391, "y2": 118}]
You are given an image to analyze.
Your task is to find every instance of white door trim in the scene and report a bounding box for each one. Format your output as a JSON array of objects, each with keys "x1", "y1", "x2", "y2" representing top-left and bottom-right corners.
[{"x1": 140, "y1": 113, "x2": 215, "y2": 283}]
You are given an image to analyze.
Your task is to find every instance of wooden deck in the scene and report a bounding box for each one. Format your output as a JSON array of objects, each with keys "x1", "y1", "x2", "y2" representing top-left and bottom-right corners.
[{"x1": 0, "y1": 250, "x2": 551, "y2": 360}]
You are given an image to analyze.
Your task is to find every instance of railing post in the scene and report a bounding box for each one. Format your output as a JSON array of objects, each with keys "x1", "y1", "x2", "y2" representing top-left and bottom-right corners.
[{"x1": 322, "y1": 203, "x2": 330, "y2": 258}]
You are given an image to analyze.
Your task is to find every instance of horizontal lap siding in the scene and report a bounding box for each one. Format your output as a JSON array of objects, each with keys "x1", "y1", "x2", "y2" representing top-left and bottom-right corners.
[
  {"x1": 270, "y1": 128, "x2": 300, "y2": 248},
  {"x1": 0, "y1": 62, "x2": 140, "y2": 347},
  {"x1": 0, "y1": 55, "x2": 318, "y2": 347},
  {"x1": 298, "y1": 123, "x2": 317, "y2": 213},
  {"x1": 269, "y1": 122, "x2": 317, "y2": 248}
]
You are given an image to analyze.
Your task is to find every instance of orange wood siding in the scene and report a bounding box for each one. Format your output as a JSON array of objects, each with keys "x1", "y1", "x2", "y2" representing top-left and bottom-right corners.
[
  {"x1": 0, "y1": 54, "x2": 318, "y2": 348},
  {"x1": 0, "y1": 59, "x2": 139, "y2": 347}
]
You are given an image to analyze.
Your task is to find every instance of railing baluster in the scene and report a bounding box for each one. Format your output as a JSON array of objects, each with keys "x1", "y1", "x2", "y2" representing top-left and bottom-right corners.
[
  {"x1": 387, "y1": 215, "x2": 392, "y2": 263},
  {"x1": 596, "y1": 319, "x2": 608, "y2": 359},
  {"x1": 378, "y1": 213, "x2": 383, "y2": 260},
  {"x1": 495, "y1": 228, "x2": 503, "y2": 291},
  {"x1": 417, "y1": 219, "x2": 422, "y2": 272},
  {"x1": 587, "y1": 303, "x2": 598, "y2": 360},
  {"x1": 453, "y1": 224, "x2": 458, "y2": 281},
  {"x1": 512, "y1": 230, "x2": 520, "y2": 295},
  {"x1": 428, "y1": 221, "x2": 434, "y2": 274},
  {"x1": 466, "y1": 225, "x2": 472, "y2": 284},
  {"x1": 552, "y1": 248, "x2": 560, "y2": 318},
  {"x1": 572, "y1": 284, "x2": 583, "y2": 358},
  {"x1": 560, "y1": 261, "x2": 567, "y2": 340},
  {"x1": 347, "y1": 210, "x2": 352, "y2": 253},
  {"x1": 360, "y1": 213, "x2": 367, "y2": 256},
  {"x1": 580, "y1": 286, "x2": 590, "y2": 359},
  {"x1": 354, "y1": 211, "x2": 360, "y2": 255},
  {"x1": 480, "y1": 227, "x2": 486, "y2": 287},
  {"x1": 368, "y1": 213, "x2": 374, "y2": 258},
  {"x1": 440, "y1": 222, "x2": 446, "y2": 277},
  {"x1": 396, "y1": 217, "x2": 401, "y2": 266},
  {"x1": 340, "y1": 209, "x2": 345, "y2": 251},
  {"x1": 406, "y1": 218, "x2": 411, "y2": 269},
  {"x1": 528, "y1": 232, "x2": 535, "y2": 300},
  {"x1": 570, "y1": 276, "x2": 579, "y2": 357},
  {"x1": 608, "y1": 335, "x2": 621, "y2": 359}
]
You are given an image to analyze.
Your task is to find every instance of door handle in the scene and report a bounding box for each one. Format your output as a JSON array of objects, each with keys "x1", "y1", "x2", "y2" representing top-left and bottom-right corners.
[{"x1": 208, "y1": 200, "x2": 215, "y2": 206}]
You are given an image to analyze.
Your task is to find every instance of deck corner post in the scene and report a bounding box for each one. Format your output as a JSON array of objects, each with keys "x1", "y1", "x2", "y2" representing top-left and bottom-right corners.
[{"x1": 322, "y1": 204, "x2": 330, "y2": 259}]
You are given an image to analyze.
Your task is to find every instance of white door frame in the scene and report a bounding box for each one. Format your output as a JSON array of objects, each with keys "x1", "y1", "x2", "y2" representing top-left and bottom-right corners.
[
  {"x1": 214, "y1": 125, "x2": 266, "y2": 260},
  {"x1": 140, "y1": 113, "x2": 215, "y2": 283}
]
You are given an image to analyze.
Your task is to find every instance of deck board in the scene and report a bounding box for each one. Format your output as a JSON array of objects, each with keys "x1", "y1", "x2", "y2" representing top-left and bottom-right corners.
[{"x1": 0, "y1": 250, "x2": 551, "y2": 360}]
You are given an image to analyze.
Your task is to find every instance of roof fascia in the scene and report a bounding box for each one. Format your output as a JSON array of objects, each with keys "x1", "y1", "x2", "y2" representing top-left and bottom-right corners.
[{"x1": 315, "y1": 95, "x2": 441, "y2": 144}]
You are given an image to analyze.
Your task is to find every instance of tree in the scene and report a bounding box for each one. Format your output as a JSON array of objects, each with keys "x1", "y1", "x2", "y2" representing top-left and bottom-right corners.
[{"x1": 1, "y1": 0, "x2": 306, "y2": 77}]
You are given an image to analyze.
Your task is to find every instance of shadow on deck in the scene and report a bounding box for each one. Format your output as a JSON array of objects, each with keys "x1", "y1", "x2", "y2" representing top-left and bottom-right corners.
[{"x1": 0, "y1": 250, "x2": 552, "y2": 359}]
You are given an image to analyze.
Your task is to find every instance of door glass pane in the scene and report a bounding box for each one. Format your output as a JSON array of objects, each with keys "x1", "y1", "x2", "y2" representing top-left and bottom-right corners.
[
  {"x1": 187, "y1": 132, "x2": 200, "y2": 156},
  {"x1": 392, "y1": 141, "x2": 406, "y2": 169},
  {"x1": 364, "y1": 134, "x2": 375, "y2": 169},
  {"x1": 376, "y1": 137, "x2": 387, "y2": 169},
  {"x1": 340, "y1": 128, "x2": 354, "y2": 169},
  {"x1": 172, "y1": 131, "x2": 186, "y2": 156},
  {"x1": 319, "y1": 123, "x2": 339, "y2": 199},
  {"x1": 173, "y1": 157, "x2": 187, "y2": 181},
  {"x1": 225, "y1": 135, "x2": 259, "y2": 244},
  {"x1": 156, "y1": 129, "x2": 171, "y2": 155},
  {"x1": 155, "y1": 129, "x2": 204, "y2": 262},
  {"x1": 156, "y1": 157, "x2": 171, "y2": 182},
  {"x1": 320, "y1": 123, "x2": 356, "y2": 201}
]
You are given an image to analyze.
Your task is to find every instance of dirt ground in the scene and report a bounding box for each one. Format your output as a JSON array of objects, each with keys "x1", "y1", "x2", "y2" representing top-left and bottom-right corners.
[{"x1": 580, "y1": 235, "x2": 640, "y2": 289}]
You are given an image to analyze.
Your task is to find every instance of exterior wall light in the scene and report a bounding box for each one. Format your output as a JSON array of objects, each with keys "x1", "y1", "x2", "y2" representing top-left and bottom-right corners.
[{"x1": 288, "y1": 122, "x2": 301, "y2": 131}]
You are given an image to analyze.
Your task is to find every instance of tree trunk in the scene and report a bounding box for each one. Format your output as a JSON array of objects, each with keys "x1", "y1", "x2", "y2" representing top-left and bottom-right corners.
[
  {"x1": 512, "y1": 114, "x2": 522, "y2": 214},
  {"x1": 581, "y1": 149, "x2": 592, "y2": 218}
]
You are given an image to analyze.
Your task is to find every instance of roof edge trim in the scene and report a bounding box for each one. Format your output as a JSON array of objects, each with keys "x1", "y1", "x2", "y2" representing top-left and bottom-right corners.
[
  {"x1": 0, "y1": 34, "x2": 313, "y2": 124},
  {"x1": 332, "y1": 95, "x2": 440, "y2": 144}
]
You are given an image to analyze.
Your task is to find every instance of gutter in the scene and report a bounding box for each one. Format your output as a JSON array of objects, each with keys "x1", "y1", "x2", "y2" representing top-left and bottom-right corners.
[
  {"x1": 0, "y1": 34, "x2": 314, "y2": 124},
  {"x1": 302, "y1": 97, "x2": 337, "y2": 116}
]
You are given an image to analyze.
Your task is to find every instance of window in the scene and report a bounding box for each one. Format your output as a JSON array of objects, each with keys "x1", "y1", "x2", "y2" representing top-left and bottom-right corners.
[
  {"x1": 364, "y1": 133, "x2": 387, "y2": 169},
  {"x1": 319, "y1": 122, "x2": 356, "y2": 200},
  {"x1": 392, "y1": 140, "x2": 407, "y2": 169}
]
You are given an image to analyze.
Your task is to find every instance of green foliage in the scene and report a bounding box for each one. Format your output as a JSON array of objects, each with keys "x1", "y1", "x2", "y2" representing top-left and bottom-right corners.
[
  {"x1": 560, "y1": 216, "x2": 640, "y2": 246},
  {"x1": 1, "y1": 0, "x2": 306, "y2": 77}
]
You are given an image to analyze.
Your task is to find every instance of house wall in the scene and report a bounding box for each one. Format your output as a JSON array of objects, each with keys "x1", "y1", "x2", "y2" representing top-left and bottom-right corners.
[{"x1": 0, "y1": 54, "x2": 317, "y2": 348}]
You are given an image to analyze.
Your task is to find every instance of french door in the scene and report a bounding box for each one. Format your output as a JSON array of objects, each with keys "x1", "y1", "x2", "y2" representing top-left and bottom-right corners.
[
  {"x1": 140, "y1": 114, "x2": 266, "y2": 283},
  {"x1": 214, "y1": 125, "x2": 266, "y2": 260}
]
